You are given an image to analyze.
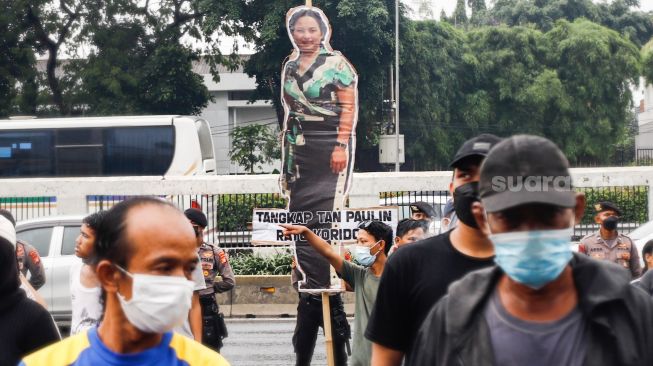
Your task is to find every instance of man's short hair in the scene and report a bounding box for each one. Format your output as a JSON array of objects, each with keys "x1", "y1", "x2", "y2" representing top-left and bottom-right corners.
[
  {"x1": 396, "y1": 219, "x2": 427, "y2": 238},
  {"x1": 94, "y1": 196, "x2": 176, "y2": 266},
  {"x1": 358, "y1": 220, "x2": 394, "y2": 255},
  {"x1": 83, "y1": 211, "x2": 108, "y2": 233}
]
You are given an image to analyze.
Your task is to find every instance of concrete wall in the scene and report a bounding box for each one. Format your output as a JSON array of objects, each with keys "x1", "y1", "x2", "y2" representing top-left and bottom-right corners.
[
  {"x1": 216, "y1": 275, "x2": 355, "y2": 318},
  {"x1": 3, "y1": 168, "x2": 653, "y2": 218}
]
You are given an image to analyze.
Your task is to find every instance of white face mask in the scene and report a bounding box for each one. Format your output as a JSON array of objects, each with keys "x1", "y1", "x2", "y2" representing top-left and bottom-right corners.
[{"x1": 115, "y1": 265, "x2": 195, "y2": 334}]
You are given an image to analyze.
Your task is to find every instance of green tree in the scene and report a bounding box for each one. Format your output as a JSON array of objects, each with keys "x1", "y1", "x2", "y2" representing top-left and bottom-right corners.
[
  {"x1": 453, "y1": 0, "x2": 468, "y2": 26},
  {"x1": 461, "y1": 19, "x2": 640, "y2": 164},
  {"x1": 229, "y1": 124, "x2": 281, "y2": 174},
  {"x1": 400, "y1": 21, "x2": 482, "y2": 169},
  {"x1": 546, "y1": 19, "x2": 640, "y2": 163},
  {"x1": 239, "y1": 0, "x2": 398, "y2": 171},
  {"x1": 491, "y1": 0, "x2": 653, "y2": 47},
  {"x1": 18, "y1": 0, "x2": 102, "y2": 115}
]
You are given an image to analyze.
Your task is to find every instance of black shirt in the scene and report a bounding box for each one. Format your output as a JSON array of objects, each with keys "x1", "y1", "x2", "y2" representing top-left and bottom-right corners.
[
  {"x1": 0, "y1": 296, "x2": 60, "y2": 366},
  {"x1": 364, "y1": 230, "x2": 494, "y2": 359}
]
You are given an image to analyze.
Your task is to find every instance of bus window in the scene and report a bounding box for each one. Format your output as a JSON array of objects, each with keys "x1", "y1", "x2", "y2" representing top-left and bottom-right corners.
[
  {"x1": 104, "y1": 126, "x2": 174, "y2": 175},
  {"x1": 55, "y1": 129, "x2": 103, "y2": 176},
  {"x1": 0, "y1": 131, "x2": 54, "y2": 177}
]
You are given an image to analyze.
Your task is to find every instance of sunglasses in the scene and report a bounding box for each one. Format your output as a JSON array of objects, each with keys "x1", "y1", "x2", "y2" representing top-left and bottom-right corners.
[{"x1": 192, "y1": 225, "x2": 202, "y2": 237}]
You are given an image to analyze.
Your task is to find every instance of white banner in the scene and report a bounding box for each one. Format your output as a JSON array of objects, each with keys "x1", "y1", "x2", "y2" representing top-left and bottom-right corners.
[{"x1": 251, "y1": 206, "x2": 399, "y2": 245}]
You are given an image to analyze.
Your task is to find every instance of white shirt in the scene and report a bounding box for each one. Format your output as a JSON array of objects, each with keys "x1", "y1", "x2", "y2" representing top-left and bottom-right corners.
[
  {"x1": 174, "y1": 253, "x2": 207, "y2": 338},
  {"x1": 70, "y1": 261, "x2": 103, "y2": 335}
]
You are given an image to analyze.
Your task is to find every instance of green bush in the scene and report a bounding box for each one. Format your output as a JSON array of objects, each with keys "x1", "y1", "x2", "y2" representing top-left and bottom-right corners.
[
  {"x1": 217, "y1": 194, "x2": 286, "y2": 232},
  {"x1": 577, "y1": 186, "x2": 648, "y2": 224},
  {"x1": 230, "y1": 251, "x2": 293, "y2": 275}
]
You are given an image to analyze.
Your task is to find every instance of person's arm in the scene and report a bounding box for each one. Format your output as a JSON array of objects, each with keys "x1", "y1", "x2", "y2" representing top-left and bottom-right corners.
[
  {"x1": 189, "y1": 292, "x2": 202, "y2": 342},
  {"x1": 281, "y1": 224, "x2": 344, "y2": 273},
  {"x1": 331, "y1": 86, "x2": 356, "y2": 174},
  {"x1": 24, "y1": 244, "x2": 46, "y2": 290},
  {"x1": 214, "y1": 248, "x2": 236, "y2": 293},
  {"x1": 20, "y1": 273, "x2": 47, "y2": 309},
  {"x1": 371, "y1": 343, "x2": 404, "y2": 366},
  {"x1": 630, "y1": 239, "x2": 643, "y2": 278}
]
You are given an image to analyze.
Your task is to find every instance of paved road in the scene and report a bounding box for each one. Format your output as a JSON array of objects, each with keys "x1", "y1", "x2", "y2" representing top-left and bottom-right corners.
[{"x1": 221, "y1": 318, "x2": 355, "y2": 366}]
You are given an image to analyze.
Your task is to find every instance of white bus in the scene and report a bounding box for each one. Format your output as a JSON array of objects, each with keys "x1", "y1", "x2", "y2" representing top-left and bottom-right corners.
[{"x1": 0, "y1": 115, "x2": 216, "y2": 177}]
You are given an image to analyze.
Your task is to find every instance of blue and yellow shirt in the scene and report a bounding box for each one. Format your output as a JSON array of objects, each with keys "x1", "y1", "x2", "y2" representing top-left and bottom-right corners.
[{"x1": 19, "y1": 327, "x2": 230, "y2": 366}]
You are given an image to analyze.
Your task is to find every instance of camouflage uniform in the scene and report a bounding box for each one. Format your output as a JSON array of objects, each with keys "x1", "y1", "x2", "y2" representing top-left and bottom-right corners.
[
  {"x1": 198, "y1": 242, "x2": 235, "y2": 352},
  {"x1": 16, "y1": 240, "x2": 45, "y2": 290},
  {"x1": 579, "y1": 232, "x2": 642, "y2": 278}
]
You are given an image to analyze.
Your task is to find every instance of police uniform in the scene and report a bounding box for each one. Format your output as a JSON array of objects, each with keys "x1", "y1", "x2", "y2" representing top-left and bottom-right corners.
[
  {"x1": 16, "y1": 240, "x2": 46, "y2": 290},
  {"x1": 579, "y1": 202, "x2": 642, "y2": 278},
  {"x1": 197, "y1": 242, "x2": 235, "y2": 352}
]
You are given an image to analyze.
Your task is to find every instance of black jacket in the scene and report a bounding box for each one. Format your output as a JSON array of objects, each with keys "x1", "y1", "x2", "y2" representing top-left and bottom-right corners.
[
  {"x1": 633, "y1": 270, "x2": 653, "y2": 296},
  {"x1": 408, "y1": 254, "x2": 653, "y2": 366}
]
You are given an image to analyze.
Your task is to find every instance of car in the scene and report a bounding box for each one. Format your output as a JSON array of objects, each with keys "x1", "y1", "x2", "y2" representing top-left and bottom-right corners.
[
  {"x1": 16, "y1": 215, "x2": 84, "y2": 329},
  {"x1": 627, "y1": 220, "x2": 653, "y2": 268}
]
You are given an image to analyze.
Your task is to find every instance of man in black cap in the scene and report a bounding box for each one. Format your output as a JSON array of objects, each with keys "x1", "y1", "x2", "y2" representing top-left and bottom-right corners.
[
  {"x1": 366, "y1": 134, "x2": 501, "y2": 366},
  {"x1": 184, "y1": 208, "x2": 235, "y2": 352},
  {"x1": 409, "y1": 135, "x2": 653, "y2": 366},
  {"x1": 579, "y1": 201, "x2": 641, "y2": 278},
  {"x1": 409, "y1": 201, "x2": 437, "y2": 235}
]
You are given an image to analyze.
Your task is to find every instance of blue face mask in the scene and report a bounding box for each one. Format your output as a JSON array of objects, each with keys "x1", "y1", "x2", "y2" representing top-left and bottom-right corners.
[
  {"x1": 352, "y1": 241, "x2": 381, "y2": 267},
  {"x1": 489, "y1": 227, "x2": 573, "y2": 290}
]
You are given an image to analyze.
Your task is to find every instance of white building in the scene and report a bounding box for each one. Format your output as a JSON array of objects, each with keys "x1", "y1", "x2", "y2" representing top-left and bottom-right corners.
[
  {"x1": 193, "y1": 58, "x2": 280, "y2": 175},
  {"x1": 635, "y1": 78, "x2": 653, "y2": 154}
]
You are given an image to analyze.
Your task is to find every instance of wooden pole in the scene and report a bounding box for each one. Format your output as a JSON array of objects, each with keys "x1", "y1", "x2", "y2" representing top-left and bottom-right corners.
[
  {"x1": 306, "y1": 0, "x2": 312, "y2": 6},
  {"x1": 322, "y1": 292, "x2": 335, "y2": 366}
]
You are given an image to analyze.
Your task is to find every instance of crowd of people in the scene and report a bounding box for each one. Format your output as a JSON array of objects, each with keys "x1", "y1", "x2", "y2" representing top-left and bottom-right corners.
[{"x1": 2, "y1": 134, "x2": 653, "y2": 366}]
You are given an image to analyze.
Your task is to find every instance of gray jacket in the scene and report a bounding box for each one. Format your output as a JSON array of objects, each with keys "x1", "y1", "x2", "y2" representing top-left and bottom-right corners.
[
  {"x1": 408, "y1": 254, "x2": 653, "y2": 366},
  {"x1": 633, "y1": 270, "x2": 653, "y2": 296}
]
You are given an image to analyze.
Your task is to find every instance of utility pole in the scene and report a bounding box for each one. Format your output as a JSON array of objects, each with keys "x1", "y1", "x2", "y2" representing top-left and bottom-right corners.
[{"x1": 394, "y1": 0, "x2": 400, "y2": 172}]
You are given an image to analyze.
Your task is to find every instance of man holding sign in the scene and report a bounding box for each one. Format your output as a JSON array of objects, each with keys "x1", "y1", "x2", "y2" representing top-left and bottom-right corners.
[{"x1": 282, "y1": 220, "x2": 393, "y2": 366}]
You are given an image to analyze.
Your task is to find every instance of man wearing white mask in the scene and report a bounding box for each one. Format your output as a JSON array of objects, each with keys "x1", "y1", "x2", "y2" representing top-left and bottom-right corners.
[
  {"x1": 409, "y1": 135, "x2": 653, "y2": 366},
  {"x1": 20, "y1": 197, "x2": 229, "y2": 366}
]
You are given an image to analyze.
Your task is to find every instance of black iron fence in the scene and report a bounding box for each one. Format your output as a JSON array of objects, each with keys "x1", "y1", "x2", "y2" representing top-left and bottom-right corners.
[
  {"x1": 636, "y1": 149, "x2": 653, "y2": 166},
  {"x1": 380, "y1": 186, "x2": 649, "y2": 241},
  {"x1": 0, "y1": 196, "x2": 57, "y2": 222},
  {"x1": 87, "y1": 194, "x2": 286, "y2": 248},
  {"x1": 2, "y1": 186, "x2": 647, "y2": 249},
  {"x1": 379, "y1": 191, "x2": 451, "y2": 221}
]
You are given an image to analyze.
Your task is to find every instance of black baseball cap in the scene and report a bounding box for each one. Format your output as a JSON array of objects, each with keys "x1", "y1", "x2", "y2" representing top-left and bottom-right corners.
[
  {"x1": 595, "y1": 201, "x2": 622, "y2": 216},
  {"x1": 410, "y1": 201, "x2": 436, "y2": 218},
  {"x1": 184, "y1": 208, "x2": 208, "y2": 228},
  {"x1": 449, "y1": 134, "x2": 502, "y2": 168},
  {"x1": 479, "y1": 135, "x2": 576, "y2": 213}
]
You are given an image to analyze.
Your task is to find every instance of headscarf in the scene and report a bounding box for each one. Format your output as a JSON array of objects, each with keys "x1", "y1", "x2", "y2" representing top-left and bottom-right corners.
[{"x1": 0, "y1": 215, "x2": 24, "y2": 312}]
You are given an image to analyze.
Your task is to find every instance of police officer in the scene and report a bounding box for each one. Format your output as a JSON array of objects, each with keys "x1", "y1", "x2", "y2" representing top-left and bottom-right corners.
[
  {"x1": 184, "y1": 208, "x2": 235, "y2": 353},
  {"x1": 0, "y1": 209, "x2": 46, "y2": 290},
  {"x1": 579, "y1": 201, "x2": 642, "y2": 278},
  {"x1": 409, "y1": 201, "x2": 437, "y2": 236}
]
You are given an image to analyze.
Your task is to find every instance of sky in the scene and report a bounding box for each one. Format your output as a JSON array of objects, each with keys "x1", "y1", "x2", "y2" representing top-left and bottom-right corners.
[{"x1": 423, "y1": 0, "x2": 653, "y2": 17}]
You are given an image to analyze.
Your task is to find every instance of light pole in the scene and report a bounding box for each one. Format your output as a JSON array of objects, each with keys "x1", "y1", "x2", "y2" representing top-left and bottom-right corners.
[{"x1": 394, "y1": 0, "x2": 400, "y2": 172}]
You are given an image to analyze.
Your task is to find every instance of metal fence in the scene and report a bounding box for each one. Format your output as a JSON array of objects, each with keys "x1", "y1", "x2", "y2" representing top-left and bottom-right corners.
[
  {"x1": 379, "y1": 190, "x2": 451, "y2": 220},
  {"x1": 3, "y1": 187, "x2": 648, "y2": 248},
  {"x1": 636, "y1": 149, "x2": 653, "y2": 166},
  {"x1": 87, "y1": 193, "x2": 286, "y2": 248},
  {"x1": 380, "y1": 186, "x2": 649, "y2": 241},
  {"x1": 0, "y1": 196, "x2": 57, "y2": 222}
]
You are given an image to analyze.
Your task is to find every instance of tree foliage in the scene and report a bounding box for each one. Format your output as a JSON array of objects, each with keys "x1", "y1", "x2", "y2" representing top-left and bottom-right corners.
[
  {"x1": 491, "y1": 0, "x2": 653, "y2": 47},
  {"x1": 401, "y1": 18, "x2": 640, "y2": 169},
  {"x1": 229, "y1": 124, "x2": 281, "y2": 174}
]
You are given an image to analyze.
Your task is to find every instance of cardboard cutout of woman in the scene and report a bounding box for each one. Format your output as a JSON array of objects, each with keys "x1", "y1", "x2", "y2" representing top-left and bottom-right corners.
[{"x1": 281, "y1": 6, "x2": 358, "y2": 290}]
